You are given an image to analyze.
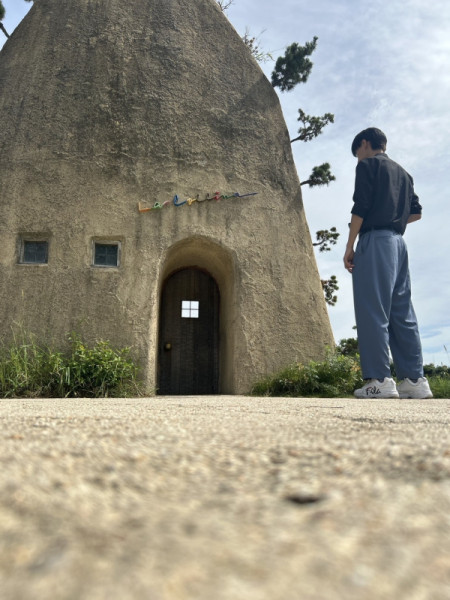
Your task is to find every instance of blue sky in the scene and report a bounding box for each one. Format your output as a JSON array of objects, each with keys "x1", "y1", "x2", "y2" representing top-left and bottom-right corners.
[{"x1": 2, "y1": 0, "x2": 450, "y2": 365}]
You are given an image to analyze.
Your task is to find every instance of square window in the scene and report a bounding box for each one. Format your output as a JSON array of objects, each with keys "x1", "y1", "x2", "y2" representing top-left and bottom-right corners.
[
  {"x1": 94, "y1": 243, "x2": 119, "y2": 267},
  {"x1": 21, "y1": 240, "x2": 48, "y2": 264},
  {"x1": 181, "y1": 300, "x2": 199, "y2": 318}
]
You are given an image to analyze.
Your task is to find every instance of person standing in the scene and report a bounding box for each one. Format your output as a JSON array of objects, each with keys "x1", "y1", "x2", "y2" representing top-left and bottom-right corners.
[{"x1": 343, "y1": 127, "x2": 432, "y2": 399}]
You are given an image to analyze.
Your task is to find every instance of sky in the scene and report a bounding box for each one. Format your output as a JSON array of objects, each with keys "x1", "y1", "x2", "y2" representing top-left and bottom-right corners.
[{"x1": 2, "y1": 0, "x2": 450, "y2": 366}]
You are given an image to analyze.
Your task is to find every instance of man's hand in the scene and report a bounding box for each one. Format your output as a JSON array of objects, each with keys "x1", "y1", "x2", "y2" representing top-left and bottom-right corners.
[
  {"x1": 407, "y1": 213, "x2": 422, "y2": 224},
  {"x1": 344, "y1": 215, "x2": 363, "y2": 273},
  {"x1": 344, "y1": 246, "x2": 355, "y2": 273}
]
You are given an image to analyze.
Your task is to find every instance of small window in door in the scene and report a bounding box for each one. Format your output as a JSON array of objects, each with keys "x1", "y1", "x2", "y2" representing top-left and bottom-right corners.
[{"x1": 181, "y1": 301, "x2": 199, "y2": 319}]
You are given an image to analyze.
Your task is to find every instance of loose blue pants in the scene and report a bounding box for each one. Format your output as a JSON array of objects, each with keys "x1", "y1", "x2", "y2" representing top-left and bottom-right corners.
[{"x1": 352, "y1": 229, "x2": 424, "y2": 380}]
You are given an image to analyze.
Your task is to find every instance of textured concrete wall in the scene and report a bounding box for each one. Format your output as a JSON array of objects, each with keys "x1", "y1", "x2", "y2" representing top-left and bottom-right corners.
[{"x1": 0, "y1": 0, "x2": 334, "y2": 393}]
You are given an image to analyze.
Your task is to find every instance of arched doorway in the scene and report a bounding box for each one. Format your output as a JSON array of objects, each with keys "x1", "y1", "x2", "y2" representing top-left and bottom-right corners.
[{"x1": 158, "y1": 268, "x2": 220, "y2": 395}]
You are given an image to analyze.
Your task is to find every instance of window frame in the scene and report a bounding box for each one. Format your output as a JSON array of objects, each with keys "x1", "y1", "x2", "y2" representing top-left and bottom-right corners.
[
  {"x1": 92, "y1": 239, "x2": 122, "y2": 269},
  {"x1": 181, "y1": 300, "x2": 200, "y2": 319},
  {"x1": 18, "y1": 235, "x2": 50, "y2": 265}
]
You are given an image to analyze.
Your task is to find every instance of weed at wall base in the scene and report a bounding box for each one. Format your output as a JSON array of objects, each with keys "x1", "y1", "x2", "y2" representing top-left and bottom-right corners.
[
  {"x1": 251, "y1": 351, "x2": 364, "y2": 398},
  {"x1": 251, "y1": 350, "x2": 450, "y2": 398},
  {"x1": 0, "y1": 330, "x2": 144, "y2": 398},
  {"x1": 426, "y1": 376, "x2": 450, "y2": 399}
]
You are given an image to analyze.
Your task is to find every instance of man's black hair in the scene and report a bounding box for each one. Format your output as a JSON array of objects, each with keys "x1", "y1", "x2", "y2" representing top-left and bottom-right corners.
[{"x1": 351, "y1": 127, "x2": 387, "y2": 157}]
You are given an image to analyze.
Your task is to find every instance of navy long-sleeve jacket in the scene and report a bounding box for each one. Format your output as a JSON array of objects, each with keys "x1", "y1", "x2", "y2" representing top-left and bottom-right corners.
[{"x1": 351, "y1": 153, "x2": 422, "y2": 235}]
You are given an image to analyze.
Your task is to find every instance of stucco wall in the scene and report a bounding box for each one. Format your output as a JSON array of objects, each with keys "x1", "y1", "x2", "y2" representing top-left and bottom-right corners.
[{"x1": 0, "y1": 0, "x2": 334, "y2": 394}]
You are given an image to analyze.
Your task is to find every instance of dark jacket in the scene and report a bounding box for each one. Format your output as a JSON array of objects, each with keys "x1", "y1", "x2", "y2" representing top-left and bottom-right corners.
[{"x1": 351, "y1": 153, "x2": 422, "y2": 235}]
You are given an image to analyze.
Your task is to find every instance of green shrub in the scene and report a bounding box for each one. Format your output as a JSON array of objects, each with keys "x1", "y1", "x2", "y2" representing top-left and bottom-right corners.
[
  {"x1": 424, "y1": 364, "x2": 449, "y2": 378},
  {"x1": 0, "y1": 330, "x2": 65, "y2": 398},
  {"x1": 0, "y1": 330, "x2": 143, "y2": 398},
  {"x1": 251, "y1": 351, "x2": 363, "y2": 397},
  {"x1": 428, "y1": 376, "x2": 450, "y2": 399},
  {"x1": 335, "y1": 336, "x2": 359, "y2": 357},
  {"x1": 251, "y1": 348, "x2": 450, "y2": 399},
  {"x1": 423, "y1": 364, "x2": 450, "y2": 398},
  {"x1": 64, "y1": 334, "x2": 142, "y2": 397}
]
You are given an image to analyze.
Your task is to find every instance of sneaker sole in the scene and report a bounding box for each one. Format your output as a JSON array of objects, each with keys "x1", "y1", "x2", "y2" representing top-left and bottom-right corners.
[
  {"x1": 354, "y1": 393, "x2": 400, "y2": 399},
  {"x1": 398, "y1": 393, "x2": 434, "y2": 399}
]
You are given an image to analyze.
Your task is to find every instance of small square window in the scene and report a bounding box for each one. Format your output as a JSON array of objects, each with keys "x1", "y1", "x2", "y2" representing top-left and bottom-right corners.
[
  {"x1": 181, "y1": 300, "x2": 199, "y2": 319},
  {"x1": 21, "y1": 240, "x2": 48, "y2": 264},
  {"x1": 94, "y1": 243, "x2": 119, "y2": 267}
]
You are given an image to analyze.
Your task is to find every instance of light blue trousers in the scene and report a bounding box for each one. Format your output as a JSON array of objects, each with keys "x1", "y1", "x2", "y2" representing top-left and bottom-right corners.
[{"x1": 352, "y1": 229, "x2": 424, "y2": 380}]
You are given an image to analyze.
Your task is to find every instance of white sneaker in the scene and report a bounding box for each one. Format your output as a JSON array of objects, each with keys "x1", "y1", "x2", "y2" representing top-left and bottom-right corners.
[
  {"x1": 397, "y1": 377, "x2": 433, "y2": 399},
  {"x1": 354, "y1": 378, "x2": 399, "y2": 399}
]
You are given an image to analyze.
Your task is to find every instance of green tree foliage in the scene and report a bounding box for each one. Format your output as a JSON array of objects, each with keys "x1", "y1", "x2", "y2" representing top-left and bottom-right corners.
[
  {"x1": 301, "y1": 163, "x2": 336, "y2": 188},
  {"x1": 271, "y1": 37, "x2": 318, "y2": 92},
  {"x1": 336, "y1": 336, "x2": 359, "y2": 357},
  {"x1": 1, "y1": 0, "x2": 33, "y2": 39},
  {"x1": 291, "y1": 109, "x2": 335, "y2": 143},
  {"x1": 320, "y1": 275, "x2": 339, "y2": 307},
  {"x1": 424, "y1": 364, "x2": 449, "y2": 377},
  {"x1": 268, "y1": 35, "x2": 338, "y2": 305},
  {"x1": 216, "y1": 0, "x2": 339, "y2": 306},
  {"x1": 313, "y1": 227, "x2": 339, "y2": 253},
  {"x1": 0, "y1": 0, "x2": 9, "y2": 38}
]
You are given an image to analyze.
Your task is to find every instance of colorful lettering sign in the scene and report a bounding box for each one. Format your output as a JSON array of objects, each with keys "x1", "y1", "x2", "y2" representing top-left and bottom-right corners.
[{"x1": 138, "y1": 192, "x2": 258, "y2": 213}]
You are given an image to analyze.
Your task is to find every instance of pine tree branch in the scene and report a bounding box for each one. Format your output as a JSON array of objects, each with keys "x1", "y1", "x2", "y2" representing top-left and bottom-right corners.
[{"x1": 0, "y1": 22, "x2": 9, "y2": 38}]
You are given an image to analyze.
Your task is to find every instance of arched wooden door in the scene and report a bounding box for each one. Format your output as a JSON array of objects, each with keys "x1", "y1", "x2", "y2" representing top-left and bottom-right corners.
[{"x1": 158, "y1": 268, "x2": 220, "y2": 395}]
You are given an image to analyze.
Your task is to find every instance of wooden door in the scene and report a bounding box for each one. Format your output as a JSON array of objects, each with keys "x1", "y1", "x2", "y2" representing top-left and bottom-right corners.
[{"x1": 158, "y1": 268, "x2": 220, "y2": 395}]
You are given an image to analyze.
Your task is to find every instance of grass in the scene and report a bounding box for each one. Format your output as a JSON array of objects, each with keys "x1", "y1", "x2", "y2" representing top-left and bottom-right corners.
[
  {"x1": 0, "y1": 329, "x2": 143, "y2": 398},
  {"x1": 251, "y1": 350, "x2": 450, "y2": 398},
  {"x1": 2, "y1": 330, "x2": 448, "y2": 399},
  {"x1": 251, "y1": 351, "x2": 364, "y2": 398},
  {"x1": 427, "y1": 376, "x2": 450, "y2": 399}
]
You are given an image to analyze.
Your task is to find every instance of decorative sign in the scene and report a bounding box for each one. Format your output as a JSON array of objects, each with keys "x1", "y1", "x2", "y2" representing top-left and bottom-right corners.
[{"x1": 138, "y1": 191, "x2": 258, "y2": 213}]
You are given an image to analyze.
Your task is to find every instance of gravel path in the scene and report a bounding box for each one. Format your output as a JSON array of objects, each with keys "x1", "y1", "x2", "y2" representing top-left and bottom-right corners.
[{"x1": 1, "y1": 396, "x2": 449, "y2": 600}]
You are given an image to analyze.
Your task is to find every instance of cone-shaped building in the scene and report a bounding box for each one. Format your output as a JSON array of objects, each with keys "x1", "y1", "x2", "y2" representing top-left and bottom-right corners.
[{"x1": 0, "y1": 0, "x2": 333, "y2": 394}]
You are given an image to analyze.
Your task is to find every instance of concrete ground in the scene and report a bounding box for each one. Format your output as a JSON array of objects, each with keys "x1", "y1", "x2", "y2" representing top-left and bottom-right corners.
[{"x1": 0, "y1": 396, "x2": 449, "y2": 600}]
